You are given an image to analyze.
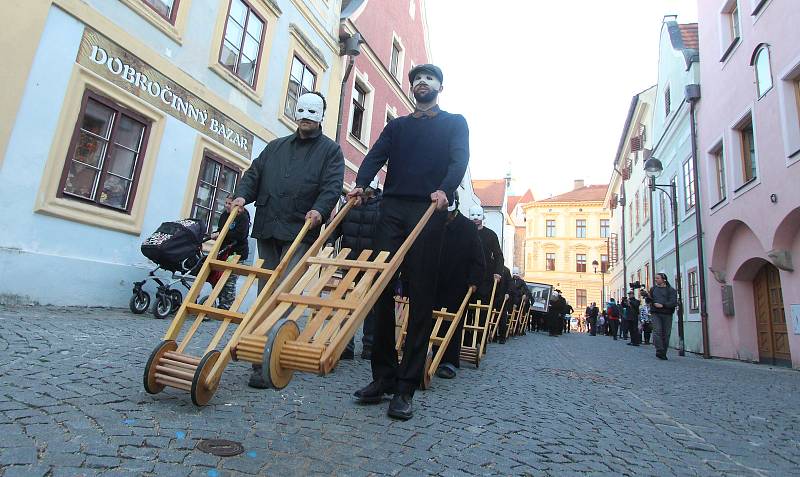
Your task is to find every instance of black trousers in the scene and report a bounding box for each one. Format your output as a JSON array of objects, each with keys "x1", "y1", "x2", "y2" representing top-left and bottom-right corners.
[
  {"x1": 627, "y1": 320, "x2": 641, "y2": 345},
  {"x1": 439, "y1": 313, "x2": 464, "y2": 367},
  {"x1": 370, "y1": 198, "x2": 446, "y2": 395},
  {"x1": 608, "y1": 319, "x2": 619, "y2": 339}
]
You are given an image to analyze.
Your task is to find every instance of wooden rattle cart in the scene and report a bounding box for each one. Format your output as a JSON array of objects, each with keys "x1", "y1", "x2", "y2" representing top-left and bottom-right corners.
[
  {"x1": 459, "y1": 279, "x2": 498, "y2": 367},
  {"x1": 230, "y1": 200, "x2": 438, "y2": 390},
  {"x1": 486, "y1": 294, "x2": 509, "y2": 343},
  {"x1": 142, "y1": 207, "x2": 312, "y2": 405}
]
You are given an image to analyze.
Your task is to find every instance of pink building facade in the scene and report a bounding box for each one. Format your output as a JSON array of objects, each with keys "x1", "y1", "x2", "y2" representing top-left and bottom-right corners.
[
  {"x1": 696, "y1": 1, "x2": 800, "y2": 367},
  {"x1": 338, "y1": 0, "x2": 431, "y2": 186}
]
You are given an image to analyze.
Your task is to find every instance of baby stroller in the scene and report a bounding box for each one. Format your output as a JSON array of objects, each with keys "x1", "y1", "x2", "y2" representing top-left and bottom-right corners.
[{"x1": 131, "y1": 219, "x2": 231, "y2": 319}]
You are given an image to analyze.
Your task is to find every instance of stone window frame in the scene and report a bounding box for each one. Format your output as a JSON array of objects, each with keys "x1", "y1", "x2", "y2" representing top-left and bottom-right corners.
[
  {"x1": 56, "y1": 89, "x2": 152, "y2": 214},
  {"x1": 35, "y1": 66, "x2": 165, "y2": 235},
  {"x1": 189, "y1": 150, "x2": 243, "y2": 235},
  {"x1": 218, "y1": 0, "x2": 269, "y2": 89}
]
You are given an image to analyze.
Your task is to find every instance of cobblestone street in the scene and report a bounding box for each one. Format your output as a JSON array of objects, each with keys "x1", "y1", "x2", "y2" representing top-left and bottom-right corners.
[{"x1": 1, "y1": 305, "x2": 799, "y2": 476}]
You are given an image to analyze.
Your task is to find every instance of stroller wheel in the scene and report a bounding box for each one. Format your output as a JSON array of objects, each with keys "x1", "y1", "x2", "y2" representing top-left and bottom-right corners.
[
  {"x1": 129, "y1": 290, "x2": 151, "y2": 314},
  {"x1": 169, "y1": 289, "x2": 183, "y2": 314},
  {"x1": 152, "y1": 292, "x2": 172, "y2": 319}
]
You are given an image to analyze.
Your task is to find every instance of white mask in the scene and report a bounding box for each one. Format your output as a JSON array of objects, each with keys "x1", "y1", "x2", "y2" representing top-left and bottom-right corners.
[
  {"x1": 412, "y1": 72, "x2": 441, "y2": 92},
  {"x1": 469, "y1": 207, "x2": 484, "y2": 221},
  {"x1": 295, "y1": 93, "x2": 324, "y2": 123}
]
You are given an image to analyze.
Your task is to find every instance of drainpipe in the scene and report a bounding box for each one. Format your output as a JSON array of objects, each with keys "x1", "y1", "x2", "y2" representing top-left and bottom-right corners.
[
  {"x1": 335, "y1": 33, "x2": 362, "y2": 143},
  {"x1": 686, "y1": 84, "x2": 710, "y2": 359}
]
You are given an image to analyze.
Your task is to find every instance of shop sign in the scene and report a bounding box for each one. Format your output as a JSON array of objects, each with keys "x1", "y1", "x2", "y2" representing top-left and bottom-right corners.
[{"x1": 77, "y1": 28, "x2": 254, "y2": 157}]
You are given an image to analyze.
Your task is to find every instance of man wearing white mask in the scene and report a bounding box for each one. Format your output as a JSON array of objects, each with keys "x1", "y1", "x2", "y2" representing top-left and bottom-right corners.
[
  {"x1": 470, "y1": 207, "x2": 503, "y2": 307},
  {"x1": 233, "y1": 92, "x2": 344, "y2": 388},
  {"x1": 348, "y1": 63, "x2": 469, "y2": 420}
]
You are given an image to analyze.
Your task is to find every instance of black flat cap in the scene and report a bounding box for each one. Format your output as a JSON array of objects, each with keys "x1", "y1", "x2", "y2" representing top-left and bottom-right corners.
[{"x1": 408, "y1": 63, "x2": 443, "y2": 84}]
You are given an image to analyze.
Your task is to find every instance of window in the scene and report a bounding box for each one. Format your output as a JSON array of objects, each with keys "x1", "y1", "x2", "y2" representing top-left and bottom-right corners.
[
  {"x1": 59, "y1": 92, "x2": 150, "y2": 212},
  {"x1": 739, "y1": 119, "x2": 757, "y2": 183},
  {"x1": 753, "y1": 45, "x2": 773, "y2": 98},
  {"x1": 220, "y1": 0, "x2": 266, "y2": 87},
  {"x1": 576, "y1": 219, "x2": 586, "y2": 238},
  {"x1": 664, "y1": 85, "x2": 671, "y2": 117},
  {"x1": 576, "y1": 254, "x2": 586, "y2": 273},
  {"x1": 600, "y1": 254, "x2": 608, "y2": 273},
  {"x1": 683, "y1": 159, "x2": 696, "y2": 211},
  {"x1": 634, "y1": 191, "x2": 640, "y2": 229},
  {"x1": 659, "y1": 183, "x2": 672, "y2": 232},
  {"x1": 142, "y1": 0, "x2": 178, "y2": 23},
  {"x1": 629, "y1": 206, "x2": 634, "y2": 239},
  {"x1": 688, "y1": 269, "x2": 699, "y2": 312},
  {"x1": 644, "y1": 263, "x2": 650, "y2": 289},
  {"x1": 284, "y1": 56, "x2": 317, "y2": 119},
  {"x1": 546, "y1": 253, "x2": 555, "y2": 271},
  {"x1": 546, "y1": 219, "x2": 556, "y2": 237},
  {"x1": 713, "y1": 146, "x2": 727, "y2": 202},
  {"x1": 191, "y1": 153, "x2": 241, "y2": 234},
  {"x1": 576, "y1": 289, "x2": 587, "y2": 309},
  {"x1": 600, "y1": 219, "x2": 609, "y2": 238},
  {"x1": 729, "y1": 4, "x2": 741, "y2": 41},
  {"x1": 350, "y1": 83, "x2": 367, "y2": 140},
  {"x1": 390, "y1": 42, "x2": 401, "y2": 79}
]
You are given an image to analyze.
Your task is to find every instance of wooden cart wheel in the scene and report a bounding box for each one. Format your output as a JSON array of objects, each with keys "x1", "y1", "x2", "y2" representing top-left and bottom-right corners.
[
  {"x1": 420, "y1": 351, "x2": 433, "y2": 390},
  {"x1": 261, "y1": 319, "x2": 300, "y2": 390},
  {"x1": 191, "y1": 350, "x2": 221, "y2": 406},
  {"x1": 143, "y1": 340, "x2": 177, "y2": 394}
]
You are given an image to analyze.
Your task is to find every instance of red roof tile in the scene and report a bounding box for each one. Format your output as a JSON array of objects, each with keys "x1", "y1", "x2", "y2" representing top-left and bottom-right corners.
[
  {"x1": 538, "y1": 184, "x2": 608, "y2": 203},
  {"x1": 679, "y1": 23, "x2": 699, "y2": 50},
  {"x1": 506, "y1": 189, "x2": 535, "y2": 213},
  {"x1": 472, "y1": 179, "x2": 506, "y2": 207}
]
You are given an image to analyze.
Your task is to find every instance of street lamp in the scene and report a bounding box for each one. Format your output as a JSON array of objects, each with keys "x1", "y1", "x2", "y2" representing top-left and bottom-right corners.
[
  {"x1": 644, "y1": 157, "x2": 686, "y2": 357},
  {"x1": 591, "y1": 259, "x2": 605, "y2": 307}
]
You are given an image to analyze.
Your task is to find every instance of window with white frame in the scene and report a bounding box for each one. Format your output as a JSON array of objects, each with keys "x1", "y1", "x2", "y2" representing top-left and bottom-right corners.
[
  {"x1": 712, "y1": 143, "x2": 727, "y2": 202},
  {"x1": 546, "y1": 219, "x2": 556, "y2": 237},
  {"x1": 683, "y1": 159, "x2": 696, "y2": 211},
  {"x1": 721, "y1": 1, "x2": 741, "y2": 60},
  {"x1": 600, "y1": 219, "x2": 609, "y2": 238},
  {"x1": 350, "y1": 83, "x2": 367, "y2": 141},
  {"x1": 634, "y1": 191, "x2": 640, "y2": 230},
  {"x1": 191, "y1": 152, "x2": 241, "y2": 235},
  {"x1": 576, "y1": 254, "x2": 587, "y2": 273},
  {"x1": 284, "y1": 56, "x2": 316, "y2": 119},
  {"x1": 753, "y1": 45, "x2": 773, "y2": 98},
  {"x1": 219, "y1": 0, "x2": 266, "y2": 88},
  {"x1": 642, "y1": 182, "x2": 650, "y2": 222},
  {"x1": 576, "y1": 219, "x2": 586, "y2": 238},
  {"x1": 738, "y1": 117, "x2": 757, "y2": 183},
  {"x1": 688, "y1": 268, "x2": 699, "y2": 312},
  {"x1": 390, "y1": 41, "x2": 402, "y2": 80}
]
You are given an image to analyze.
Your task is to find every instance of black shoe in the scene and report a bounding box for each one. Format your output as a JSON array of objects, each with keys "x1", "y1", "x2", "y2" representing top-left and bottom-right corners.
[
  {"x1": 387, "y1": 393, "x2": 413, "y2": 420},
  {"x1": 354, "y1": 380, "x2": 395, "y2": 404},
  {"x1": 435, "y1": 365, "x2": 456, "y2": 379},
  {"x1": 656, "y1": 353, "x2": 667, "y2": 360},
  {"x1": 360, "y1": 346, "x2": 372, "y2": 360}
]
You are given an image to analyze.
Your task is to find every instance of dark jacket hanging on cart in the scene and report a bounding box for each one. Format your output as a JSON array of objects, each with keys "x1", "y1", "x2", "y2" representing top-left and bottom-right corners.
[
  {"x1": 330, "y1": 189, "x2": 383, "y2": 257},
  {"x1": 476, "y1": 227, "x2": 503, "y2": 300},
  {"x1": 216, "y1": 209, "x2": 251, "y2": 260},
  {"x1": 434, "y1": 210, "x2": 485, "y2": 368}
]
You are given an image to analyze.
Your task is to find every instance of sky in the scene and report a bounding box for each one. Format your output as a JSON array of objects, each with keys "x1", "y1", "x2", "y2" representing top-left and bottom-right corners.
[{"x1": 425, "y1": 0, "x2": 698, "y2": 199}]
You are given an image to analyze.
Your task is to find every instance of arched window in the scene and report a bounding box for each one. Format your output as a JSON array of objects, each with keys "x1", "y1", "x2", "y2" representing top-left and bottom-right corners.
[{"x1": 752, "y1": 45, "x2": 773, "y2": 98}]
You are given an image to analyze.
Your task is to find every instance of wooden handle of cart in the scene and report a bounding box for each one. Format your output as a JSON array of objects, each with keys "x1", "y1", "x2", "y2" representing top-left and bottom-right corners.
[
  {"x1": 163, "y1": 207, "x2": 240, "y2": 340},
  {"x1": 320, "y1": 201, "x2": 438, "y2": 370},
  {"x1": 236, "y1": 198, "x2": 358, "y2": 338}
]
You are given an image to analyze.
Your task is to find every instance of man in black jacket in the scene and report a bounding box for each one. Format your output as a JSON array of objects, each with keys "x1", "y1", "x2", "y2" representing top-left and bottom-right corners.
[
  {"x1": 645, "y1": 273, "x2": 678, "y2": 360},
  {"x1": 433, "y1": 194, "x2": 484, "y2": 379},
  {"x1": 470, "y1": 207, "x2": 503, "y2": 303},
  {"x1": 232, "y1": 92, "x2": 344, "y2": 388},
  {"x1": 332, "y1": 184, "x2": 382, "y2": 360},
  {"x1": 348, "y1": 63, "x2": 469, "y2": 420}
]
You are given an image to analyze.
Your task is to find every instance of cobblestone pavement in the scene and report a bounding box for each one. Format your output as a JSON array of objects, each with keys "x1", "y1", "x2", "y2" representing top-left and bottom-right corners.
[{"x1": 1, "y1": 306, "x2": 800, "y2": 476}]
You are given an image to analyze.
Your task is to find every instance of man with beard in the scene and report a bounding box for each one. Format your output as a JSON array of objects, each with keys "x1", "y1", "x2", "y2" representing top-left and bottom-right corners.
[
  {"x1": 348, "y1": 64, "x2": 469, "y2": 420},
  {"x1": 233, "y1": 92, "x2": 343, "y2": 388},
  {"x1": 432, "y1": 192, "x2": 484, "y2": 379}
]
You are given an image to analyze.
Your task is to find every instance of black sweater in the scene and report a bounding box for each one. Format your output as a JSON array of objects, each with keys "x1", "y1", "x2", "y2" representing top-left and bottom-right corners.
[{"x1": 355, "y1": 110, "x2": 469, "y2": 203}]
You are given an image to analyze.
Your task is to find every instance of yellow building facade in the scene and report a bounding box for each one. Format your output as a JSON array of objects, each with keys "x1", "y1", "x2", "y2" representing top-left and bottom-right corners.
[{"x1": 523, "y1": 182, "x2": 610, "y2": 316}]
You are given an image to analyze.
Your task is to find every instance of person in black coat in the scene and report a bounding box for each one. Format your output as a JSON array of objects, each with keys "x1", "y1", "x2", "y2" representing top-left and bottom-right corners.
[
  {"x1": 329, "y1": 186, "x2": 383, "y2": 360},
  {"x1": 495, "y1": 266, "x2": 513, "y2": 343},
  {"x1": 433, "y1": 197, "x2": 485, "y2": 379},
  {"x1": 211, "y1": 196, "x2": 251, "y2": 310}
]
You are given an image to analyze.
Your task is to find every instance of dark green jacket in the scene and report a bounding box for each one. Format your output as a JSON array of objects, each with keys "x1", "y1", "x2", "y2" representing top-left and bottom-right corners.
[{"x1": 234, "y1": 128, "x2": 344, "y2": 243}]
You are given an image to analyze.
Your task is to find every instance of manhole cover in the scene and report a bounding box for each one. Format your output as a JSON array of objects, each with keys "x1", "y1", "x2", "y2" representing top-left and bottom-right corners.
[{"x1": 196, "y1": 439, "x2": 244, "y2": 457}]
